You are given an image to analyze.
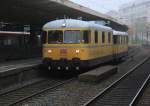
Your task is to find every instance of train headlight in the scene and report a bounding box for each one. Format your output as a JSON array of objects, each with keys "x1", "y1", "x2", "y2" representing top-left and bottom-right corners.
[
  {"x1": 76, "y1": 50, "x2": 80, "y2": 54},
  {"x1": 48, "y1": 50, "x2": 52, "y2": 53}
]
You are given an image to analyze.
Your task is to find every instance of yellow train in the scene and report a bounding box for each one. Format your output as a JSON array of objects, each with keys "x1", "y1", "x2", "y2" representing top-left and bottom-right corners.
[{"x1": 42, "y1": 19, "x2": 128, "y2": 71}]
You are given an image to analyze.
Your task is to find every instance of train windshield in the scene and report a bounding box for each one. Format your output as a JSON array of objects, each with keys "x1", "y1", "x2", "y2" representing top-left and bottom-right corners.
[
  {"x1": 48, "y1": 30, "x2": 63, "y2": 44},
  {"x1": 64, "y1": 30, "x2": 81, "y2": 44},
  {"x1": 47, "y1": 30, "x2": 90, "y2": 44}
]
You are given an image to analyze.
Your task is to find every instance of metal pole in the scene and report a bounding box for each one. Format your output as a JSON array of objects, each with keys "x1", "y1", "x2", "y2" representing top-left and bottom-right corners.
[{"x1": 146, "y1": 26, "x2": 149, "y2": 46}]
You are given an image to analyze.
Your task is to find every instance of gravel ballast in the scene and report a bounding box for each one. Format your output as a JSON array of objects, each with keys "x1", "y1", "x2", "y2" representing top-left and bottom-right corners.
[{"x1": 19, "y1": 46, "x2": 150, "y2": 106}]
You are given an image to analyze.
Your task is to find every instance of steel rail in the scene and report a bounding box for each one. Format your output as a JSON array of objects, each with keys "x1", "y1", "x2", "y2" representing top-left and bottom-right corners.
[
  {"x1": 0, "y1": 78, "x2": 46, "y2": 96},
  {"x1": 129, "y1": 74, "x2": 150, "y2": 106},
  {"x1": 8, "y1": 78, "x2": 75, "y2": 106},
  {"x1": 83, "y1": 56, "x2": 149, "y2": 106}
]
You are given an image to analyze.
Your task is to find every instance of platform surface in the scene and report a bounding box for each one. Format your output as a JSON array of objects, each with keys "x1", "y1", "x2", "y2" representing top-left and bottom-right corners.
[
  {"x1": 79, "y1": 65, "x2": 118, "y2": 82},
  {"x1": 0, "y1": 58, "x2": 42, "y2": 77}
]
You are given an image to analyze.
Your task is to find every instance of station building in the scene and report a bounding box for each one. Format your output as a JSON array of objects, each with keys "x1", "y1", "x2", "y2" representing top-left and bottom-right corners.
[
  {"x1": 0, "y1": 0, "x2": 128, "y2": 61},
  {"x1": 118, "y1": 0, "x2": 150, "y2": 42}
]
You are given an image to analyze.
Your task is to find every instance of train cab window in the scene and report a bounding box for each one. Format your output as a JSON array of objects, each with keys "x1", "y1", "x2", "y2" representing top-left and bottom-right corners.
[
  {"x1": 42, "y1": 31, "x2": 47, "y2": 44},
  {"x1": 48, "y1": 30, "x2": 63, "y2": 44},
  {"x1": 64, "y1": 30, "x2": 80, "y2": 44},
  {"x1": 102, "y1": 32, "x2": 105, "y2": 43},
  {"x1": 108, "y1": 32, "x2": 111, "y2": 43},
  {"x1": 95, "y1": 31, "x2": 98, "y2": 44},
  {"x1": 82, "y1": 30, "x2": 91, "y2": 44}
]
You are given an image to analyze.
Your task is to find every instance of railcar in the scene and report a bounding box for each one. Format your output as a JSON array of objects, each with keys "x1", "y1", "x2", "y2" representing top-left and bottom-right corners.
[
  {"x1": 113, "y1": 30, "x2": 128, "y2": 60},
  {"x1": 42, "y1": 19, "x2": 128, "y2": 71}
]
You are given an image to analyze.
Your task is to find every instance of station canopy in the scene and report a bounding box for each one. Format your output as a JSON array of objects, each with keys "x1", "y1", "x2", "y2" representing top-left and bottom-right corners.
[{"x1": 0, "y1": 0, "x2": 128, "y2": 31}]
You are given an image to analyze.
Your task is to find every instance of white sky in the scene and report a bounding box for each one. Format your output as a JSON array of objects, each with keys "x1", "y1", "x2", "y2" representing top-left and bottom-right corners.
[{"x1": 70, "y1": 0, "x2": 135, "y2": 13}]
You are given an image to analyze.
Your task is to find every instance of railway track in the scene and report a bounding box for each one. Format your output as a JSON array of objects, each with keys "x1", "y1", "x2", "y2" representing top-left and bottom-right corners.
[
  {"x1": 0, "y1": 77, "x2": 75, "y2": 106},
  {"x1": 136, "y1": 79, "x2": 150, "y2": 106},
  {"x1": 84, "y1": 56, "x2": 150, "y2": 106},
  {"x1": 126, "y1": 46, "x2": 139, "y2": 59}
]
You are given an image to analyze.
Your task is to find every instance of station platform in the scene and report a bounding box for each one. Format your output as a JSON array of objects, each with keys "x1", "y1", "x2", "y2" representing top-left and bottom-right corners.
[
  {"x1": 79, "y1": 66, "x2": 118, "y2": 82},
  {"x1": 0, "y1": 58, "x2": 42, "y2": 77},
  {"x1": 0, "y1": 58, "x2": 42, "y2": 92}
]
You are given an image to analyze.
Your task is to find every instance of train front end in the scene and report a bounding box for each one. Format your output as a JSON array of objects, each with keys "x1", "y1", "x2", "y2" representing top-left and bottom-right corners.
[{"x1": 42, "y1": 21, "x2": 91, "y2": 71}]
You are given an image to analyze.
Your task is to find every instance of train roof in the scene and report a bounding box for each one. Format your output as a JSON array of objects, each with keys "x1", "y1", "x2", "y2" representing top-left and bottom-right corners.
[
  {"x1": 113, "y1": 30, "x2": 128, "y2": 36},
  {"x1": 43, "y1": 19, "x2": 112, "y2": 31}
]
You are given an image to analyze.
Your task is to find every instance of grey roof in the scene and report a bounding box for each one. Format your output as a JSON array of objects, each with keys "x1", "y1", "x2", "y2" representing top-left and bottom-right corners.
[
  {"x1": 43, "y1": 19, "x2": 112, "y2": 31},
  {"x1": 0, "y1": 31, "x2": 30, "y2": 35},
  {"x1": 113, "y1": 30, "x2": 128, "y2": 36}
]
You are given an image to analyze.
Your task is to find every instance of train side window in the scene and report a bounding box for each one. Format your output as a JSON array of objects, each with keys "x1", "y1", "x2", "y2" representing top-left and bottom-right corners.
[
  {"x1": 122, "y1": 36, "x2": 124, "y2": 44},
  {"x1": 126, "y1": 36, "x2": 128, "y2": 44},
  {"x1": 42, "y1": 31, "x2": 47, "y2": 44},
  {"x1": 113, "y1": 36, "x2": 117, "y2": 44},
  {"x1": 83, "y1": 31, "x2": 90, "y2": 44},
  {"x1": 108, "y1": 32, "x2": 111, "y2": 43},
  {"x1": 120, "y1": 36, "x2": 122, "y2": 44},
  {"x1": 124, "y1": 37, "x2": 125, "y2": 44},
  {"x1": 119, "y1": 36, "x2": 120, "y2": 44},
  {"x1": 117, "y1": 36, "x2": 120, "y2": 44},
  {"x1": 102, "y1": 32, "x2": 105, "y2": 43},
  {"x1": 95, "y1": 31, "x2": 98, "y2": 44}
]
